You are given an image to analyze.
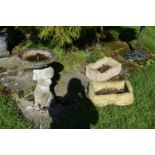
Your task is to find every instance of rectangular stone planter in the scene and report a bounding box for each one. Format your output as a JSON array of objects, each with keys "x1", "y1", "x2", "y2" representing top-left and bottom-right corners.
[
  {"x1": 86, "y1": 57, "x2": 122, "y2": 81},
  {"x1": 88, "y1": 80, "x2": 134, "y2": 107}
]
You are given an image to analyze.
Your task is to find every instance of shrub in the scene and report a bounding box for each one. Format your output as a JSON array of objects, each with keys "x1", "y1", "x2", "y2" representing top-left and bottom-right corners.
[
  {"x1": 16, "y1": 26, "x2": 81, "y2": 47},
  {"x1": 15, "y1": 26, "x2": 105, "y2": 48}
]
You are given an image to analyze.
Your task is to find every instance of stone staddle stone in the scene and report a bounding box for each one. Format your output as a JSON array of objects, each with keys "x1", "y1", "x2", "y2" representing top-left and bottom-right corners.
[
  {"x1": 86, "y1": 57, "x2": 122, "y2": 81},
  {"x1": 88, "y1": 80, "x2": 134, "y2": 107}
]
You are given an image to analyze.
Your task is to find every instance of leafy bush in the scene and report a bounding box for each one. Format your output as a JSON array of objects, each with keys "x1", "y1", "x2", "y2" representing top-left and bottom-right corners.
[
  {"x1": 38, "y1": 26, "x2": 81, "y2": 47},
  {"x1": 16, "y1": 26, "x2": 82, "y2": 47},
  {"x1": 87, "y1": 44, "x2": 106, "y2": 63},
  {"x1": 15, "y1": 26, "x2": 104, "y2": 48}
]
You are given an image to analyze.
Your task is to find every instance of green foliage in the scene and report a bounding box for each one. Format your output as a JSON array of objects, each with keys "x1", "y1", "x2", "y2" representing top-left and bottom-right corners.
[
  {"x1": 16, "y1": 26, "x2": 82, "y2": 47},
  {"x1": 130, "y1": 26, "x2": 155, "y2": 52},
  {"x1": 12, "y1": 40, "x2": 47, "y2": 54},
  {"x1": 11, "y1": 26, "x2": 155, "y2": 53},
  {"x1": 52, "y1": 47, "x2": 65, "y2": 60},
  {"x1": 56, "y1": 50, "x2": 88, "y2": 72},
  {"x1": 16, "y1": 26, "x2": 37, "y2": 34},
  {"x1": 15, "y1": 26, "x2": 105, "y2": 48},
  {"x1": 87, "y1": 44, "x2": 106, "y2": 63},
  {"x1": 0, "y1": 95, "x2": 33, "y2": 128},
  {"x1": 146, "y1": 58, "x2": 155, "y2": 66},
  {"x1": 38, "y1": 26, "x2": 81, "y2": 46},
  {"x1": 79, "y1": 26, "x2": 104, "y2": 41}
]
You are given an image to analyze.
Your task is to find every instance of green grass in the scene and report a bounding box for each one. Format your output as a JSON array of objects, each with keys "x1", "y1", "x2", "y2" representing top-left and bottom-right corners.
[
  {"x1": 132, "y1": 26, "x2": 155, "y2": 52},
  {"x1": 91, "y1": 61, "x2": 155, "y2": 128},
  {"x1": 53, "y1": 47, "x2": 90, "y2": 72},
  {"x1": 141, "y1": 27, "x2": 155, "y2": 51},
  {"x1": 0, "y1": 95, "x2": 33, "y2": 128},
  {"x1": 52, "y1": 44, "x2": 108, "y2": 73}
]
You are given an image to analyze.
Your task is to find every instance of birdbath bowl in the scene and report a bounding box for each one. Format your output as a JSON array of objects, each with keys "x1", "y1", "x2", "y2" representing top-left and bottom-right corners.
[{"x1": 19, "y1": 48, "x2": 57, "y2": 69}]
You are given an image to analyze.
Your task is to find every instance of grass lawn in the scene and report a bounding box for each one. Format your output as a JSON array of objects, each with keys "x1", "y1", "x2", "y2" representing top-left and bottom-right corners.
[
  {"x1": 140, "y1": 26, "x2": 155, "y2": 52},
  {"x1": 0, "y1": 95, "x2": 32, "y2": 128}
]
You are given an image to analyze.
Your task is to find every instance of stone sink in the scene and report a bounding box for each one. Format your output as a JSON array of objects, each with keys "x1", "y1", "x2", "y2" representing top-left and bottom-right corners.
[
  {"x1": 86, "y1": 57, "x2": 122, "y2": 81},
  {"x1": 88, "y1": 80, "x2": 134, "y2": 107}
]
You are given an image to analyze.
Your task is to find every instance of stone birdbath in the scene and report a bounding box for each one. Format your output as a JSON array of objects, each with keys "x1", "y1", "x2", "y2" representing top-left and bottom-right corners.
[{"x1": 19, "y1": 48, "x2": 57, "y2": 111}]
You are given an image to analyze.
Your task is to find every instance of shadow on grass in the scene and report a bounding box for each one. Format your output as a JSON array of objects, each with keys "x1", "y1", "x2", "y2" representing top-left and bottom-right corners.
[{"x1": 49, "y1": 78, "x2": 99, "y2": 129}]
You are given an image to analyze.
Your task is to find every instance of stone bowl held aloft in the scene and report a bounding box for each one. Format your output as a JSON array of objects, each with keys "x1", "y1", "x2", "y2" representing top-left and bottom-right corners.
[{"x1": 19, "y1": 48, "x2": 57, "y2": 69}]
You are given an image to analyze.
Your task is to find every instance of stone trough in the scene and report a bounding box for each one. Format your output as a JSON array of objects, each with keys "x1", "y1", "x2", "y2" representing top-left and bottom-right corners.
[
  {"x1": 88, "y1": 80, "x2": 134, "y2": 107},
  {"x1": 86, "y1": 57, "x2": 122, "y2": 81}
]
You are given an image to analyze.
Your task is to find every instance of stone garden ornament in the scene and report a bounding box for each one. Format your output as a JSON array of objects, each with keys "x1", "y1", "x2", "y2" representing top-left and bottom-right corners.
[
  {"x1": 19, "y1": 48, "x2": 56, "y2": 111},
  {"x1": 86, "y1": 56, "x2": 134, "y2": 106},
  {"x1": 86, "y1": 57, "x2": 122, "y2": 81},
  {"x1": 33, "y1": 67, "x2": 54, "y2": 110},
  {"x1": 88, "y1": 80, "x2": 134, "y2": 107}
]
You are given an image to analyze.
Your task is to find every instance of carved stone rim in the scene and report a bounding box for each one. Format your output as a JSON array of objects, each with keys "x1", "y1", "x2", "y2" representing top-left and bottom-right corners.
[{"x1": 19, "y1": 48, "x2": 57, "y2": 69}]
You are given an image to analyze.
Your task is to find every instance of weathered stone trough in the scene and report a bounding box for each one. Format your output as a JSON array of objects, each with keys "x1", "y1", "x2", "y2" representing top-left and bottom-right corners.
[
  {"x1": 88, "y1": 80, "x2": 134, "y2": 107},
  {"x1": 86, "y1": 57, "x2": 122, "y2": 81}
]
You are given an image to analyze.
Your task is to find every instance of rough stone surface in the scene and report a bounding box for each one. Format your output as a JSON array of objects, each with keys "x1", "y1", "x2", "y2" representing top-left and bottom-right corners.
[
  {"x1": 126, "y1": 50, "x2": 147, "y2": 60},
  {"x1": 86, "y1": 57, "x2": 122, "y2": 81},
  {"x1": 0, "y1": 56, "x2": 32, "y2": 71},
  {"x1": 0, "y1": 68, "x2": 35, "y2": 93},
  {"x1": 0, "y1": 51, "x2": 10, "y2": 58},
  {"x1": 88, "y1": 80, "x2": 134, "y2": 107},
  {"x1": 33, "y1": 67, "x2": 54, "y2": 110},
  {"x1": 18, "y1": 98, "x2": 52, "y2": 128}
]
